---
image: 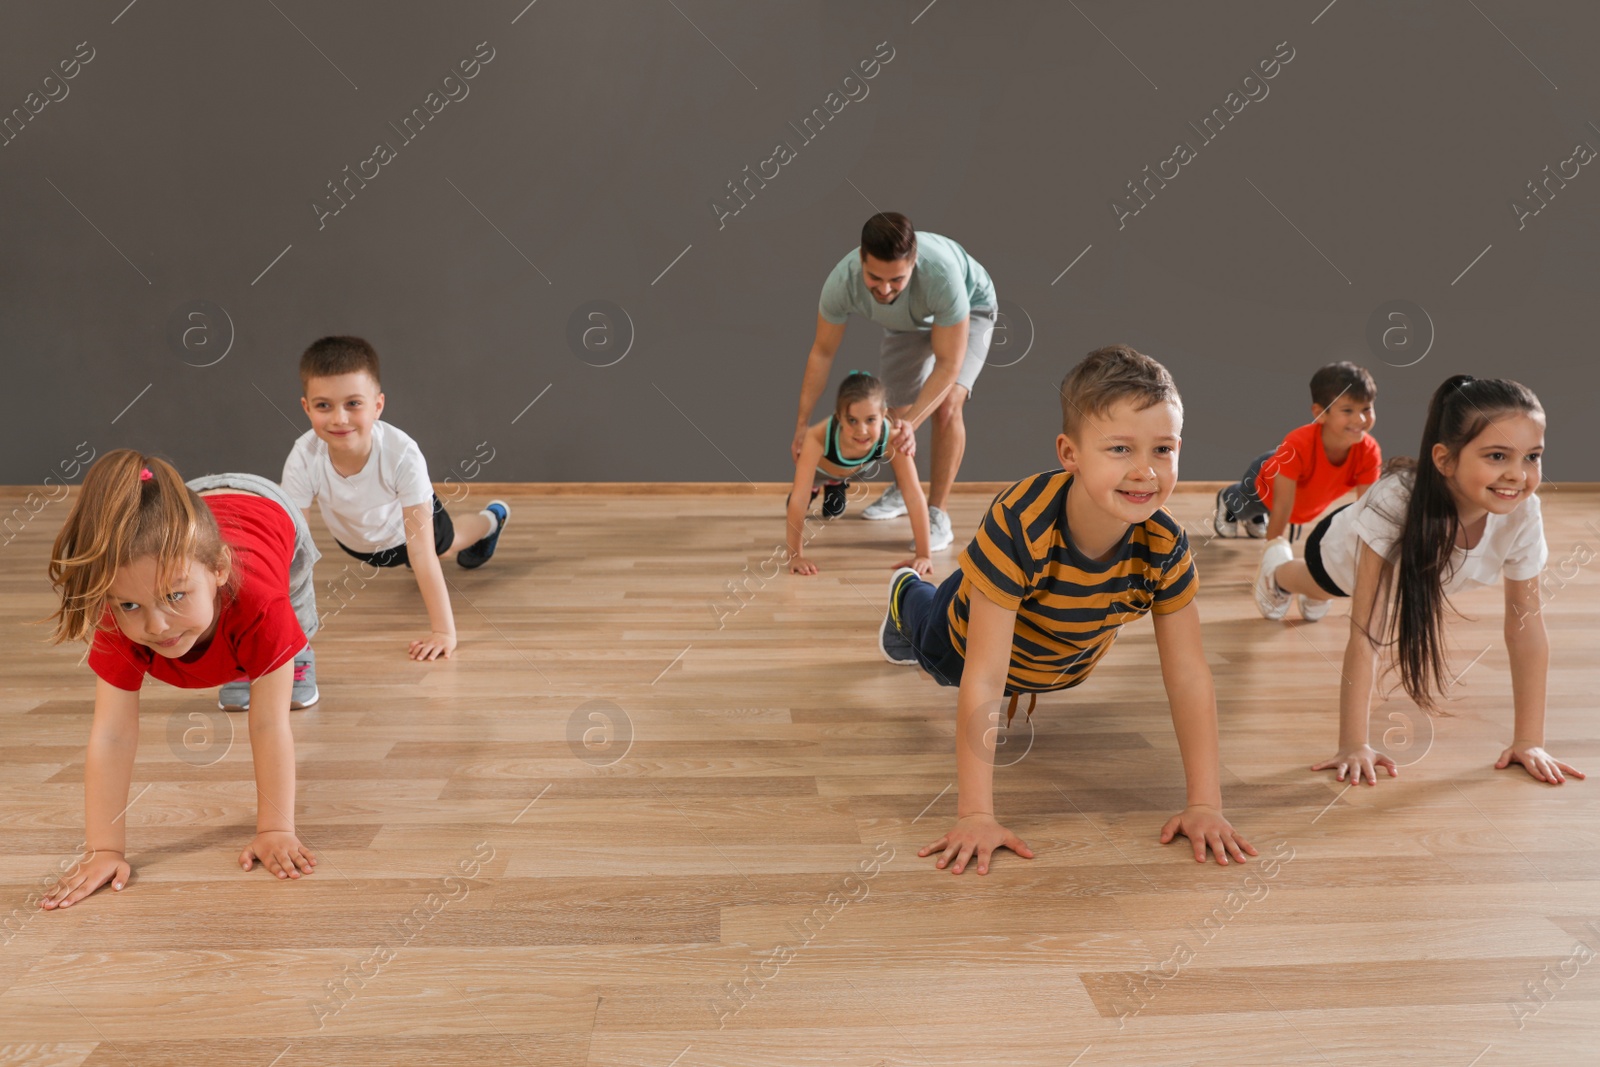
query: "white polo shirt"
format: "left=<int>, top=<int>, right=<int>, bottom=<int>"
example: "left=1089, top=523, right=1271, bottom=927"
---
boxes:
left=281, top=421, right=433, bottom=553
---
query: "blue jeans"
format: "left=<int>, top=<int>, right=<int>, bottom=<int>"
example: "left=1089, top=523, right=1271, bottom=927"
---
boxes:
left=897, top=569, right=969, bottom=689
left=1220, top=450, right=1275, bottom=525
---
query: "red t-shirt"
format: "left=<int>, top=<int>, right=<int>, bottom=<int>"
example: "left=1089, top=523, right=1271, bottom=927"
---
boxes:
left=89, top=493, right=307, bottom=691
left=1254, top=422, right=1382, bottom=524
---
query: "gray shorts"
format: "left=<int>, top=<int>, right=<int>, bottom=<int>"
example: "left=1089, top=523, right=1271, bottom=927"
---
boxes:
left=878, top=306, right=995, bottom=409
left=186, top=472, right=321, bottom=642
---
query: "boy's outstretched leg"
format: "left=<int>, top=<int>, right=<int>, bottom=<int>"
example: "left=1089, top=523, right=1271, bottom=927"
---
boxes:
left=879, top=567, right=922, bottom=665
left=456, top=501, right=509, bottom=569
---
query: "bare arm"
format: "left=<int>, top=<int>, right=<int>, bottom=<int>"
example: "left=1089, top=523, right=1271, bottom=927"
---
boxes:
left=1153, top=602, right=1255, bottom=863
left=1497, top=575, right=1583, bottom=783
left=888, top=445, right=932, bottom=572
left=1263, top=474, right=1297, bottom=542
left=404, top=501, right=456, bottom=661
left=240, top=659, right=316, bottom=878
left=899, top=318, right=967, bottom=434
left=793, top=316, right=847, bottom=461
left=918, top=590, right=1035, bottom=874
left=955, top=593, right=1014, bottom=818
left=786, top=426, right=827, bottom=574
left=42, top=679, right=141, bottom=908
left=1312, top=541, right=1395, bottom=783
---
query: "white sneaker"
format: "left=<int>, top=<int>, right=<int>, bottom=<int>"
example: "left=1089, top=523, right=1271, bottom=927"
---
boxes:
left=913, top=506, right=954, bottom=553
left=863, top=486, right=907, bottom=520
left=1253, top=539, right=1293, bottom=621
left=1298, top=595, right=1332, bottom=622
left=1243, top=514, right=1268, bottom=539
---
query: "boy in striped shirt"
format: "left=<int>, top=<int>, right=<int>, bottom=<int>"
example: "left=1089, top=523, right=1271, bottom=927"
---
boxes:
left=880, top=345, right=1255, bottom=875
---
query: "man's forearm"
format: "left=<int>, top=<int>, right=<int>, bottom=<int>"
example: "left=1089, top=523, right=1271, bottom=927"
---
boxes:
left=902, top=358, right=959, bottom=431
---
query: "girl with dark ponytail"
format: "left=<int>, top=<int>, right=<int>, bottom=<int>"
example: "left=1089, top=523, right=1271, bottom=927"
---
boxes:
left=1264, top=376, right=1583, bottom=786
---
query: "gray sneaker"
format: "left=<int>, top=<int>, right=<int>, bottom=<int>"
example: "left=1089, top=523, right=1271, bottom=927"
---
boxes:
left=879, top=567, right=921, bottom=665
left=863, top=486, right=907, bottom=520
left=291, top=646, right=319, bottom=709
left=1213, top=488, right=1239, bottom=538
left=913, top=506, right=955, bottom=552
left=218, top=646, right=319, bottom=710
left=218, top=679, right=250, bottom=711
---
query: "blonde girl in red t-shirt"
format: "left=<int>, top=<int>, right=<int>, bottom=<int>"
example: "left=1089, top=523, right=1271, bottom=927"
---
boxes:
left=41, top=451, right=321, bottom=909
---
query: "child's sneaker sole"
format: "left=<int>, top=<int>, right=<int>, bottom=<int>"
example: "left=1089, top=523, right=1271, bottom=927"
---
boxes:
left=1298, top=595, right=1332, bottom=622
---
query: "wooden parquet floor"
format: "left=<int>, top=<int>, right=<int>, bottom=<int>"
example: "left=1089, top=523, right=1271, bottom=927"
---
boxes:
left=0, top=484, right=1596, bottom=1066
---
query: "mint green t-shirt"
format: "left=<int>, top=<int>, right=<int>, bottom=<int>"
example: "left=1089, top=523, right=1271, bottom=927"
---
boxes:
left=818, top=231, right=995, bottom=333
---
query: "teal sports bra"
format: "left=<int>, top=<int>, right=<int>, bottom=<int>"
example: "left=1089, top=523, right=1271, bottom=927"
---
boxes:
left=823, top=414, right=891, bottom=469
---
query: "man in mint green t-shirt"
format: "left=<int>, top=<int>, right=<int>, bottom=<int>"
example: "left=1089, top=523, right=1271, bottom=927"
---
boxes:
left=791, top=212, right=996, bottom=552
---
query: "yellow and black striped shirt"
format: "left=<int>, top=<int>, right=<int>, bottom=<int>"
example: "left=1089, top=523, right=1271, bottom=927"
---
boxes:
left=951, top=470, right=1198, bottom=693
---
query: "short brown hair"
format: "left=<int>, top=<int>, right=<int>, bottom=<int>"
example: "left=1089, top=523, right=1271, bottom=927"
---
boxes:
left=48, top=450, right=235, bottom=645
left=301, top=335, right=381, bottom=393
left=861, top=212, right=916, bottom=262
left=1310, top=361, right=1376, bottom=408
left=1058, top=344, right=1182, bottom=439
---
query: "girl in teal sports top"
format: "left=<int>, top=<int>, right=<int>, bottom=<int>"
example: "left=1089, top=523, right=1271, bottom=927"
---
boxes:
left=786, top=372, right=933, bottom=576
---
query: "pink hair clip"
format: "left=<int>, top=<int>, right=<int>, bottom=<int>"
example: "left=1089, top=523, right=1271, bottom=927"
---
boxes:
left=139, top=468, right=153, bottom=481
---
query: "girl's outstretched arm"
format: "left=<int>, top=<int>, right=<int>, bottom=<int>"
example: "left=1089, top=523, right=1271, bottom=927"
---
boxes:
left=888, top=447, right=932, bottom=575
left=41, top=679, right=140, bottom=909
left=787, top=425, right=826, bottom=575
left=241, top=659, right=317, bottom=879
left=1498, top=575, right=1584, bottom=784
left=1312, top=541, right=1396, bottom=784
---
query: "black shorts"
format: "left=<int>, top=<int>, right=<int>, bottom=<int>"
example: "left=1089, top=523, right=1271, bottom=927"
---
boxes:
left=1303, top=504, right=1350, bottom=597
left=336, top=494, right=454, bottom=568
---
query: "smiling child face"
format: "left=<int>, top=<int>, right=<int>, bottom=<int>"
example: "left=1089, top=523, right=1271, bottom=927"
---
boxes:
left=105, top=555, right=227, bottom=658
left=1434, top=410, right=1544, bottom=519
left=1057, top=398, right=1183, bottom=525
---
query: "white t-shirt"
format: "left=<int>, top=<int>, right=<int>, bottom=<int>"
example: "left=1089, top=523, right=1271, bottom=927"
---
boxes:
left=1317, top=472, right=1547, bottom=596
left=281, top=422, right=434, bottom=553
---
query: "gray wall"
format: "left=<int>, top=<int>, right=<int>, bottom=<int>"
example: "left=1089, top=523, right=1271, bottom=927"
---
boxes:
left=2, top=1, right=1596, bottom=486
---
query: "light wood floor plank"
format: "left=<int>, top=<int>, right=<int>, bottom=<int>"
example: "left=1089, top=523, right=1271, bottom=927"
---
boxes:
left=1, top=485, right=1596, bottom=1063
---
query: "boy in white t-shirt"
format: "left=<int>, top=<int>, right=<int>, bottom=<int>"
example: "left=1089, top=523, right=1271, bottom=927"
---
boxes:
left=281, top=336, right=509, bottom=661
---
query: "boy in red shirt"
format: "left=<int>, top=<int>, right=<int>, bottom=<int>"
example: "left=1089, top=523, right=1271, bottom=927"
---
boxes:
left=1214, top=362, right=1381, bottom=619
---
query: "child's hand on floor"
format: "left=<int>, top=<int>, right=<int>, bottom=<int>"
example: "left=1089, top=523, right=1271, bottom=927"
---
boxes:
left=918, top=814, right=1034, bottom=875
left=39, top=850, right=130, bottom=910
left=240, top=831, right=317, bottom=879
left=1311, top=744, right=1397, bottom=785
left=1496, top=742, right=1585, bottom=784
left=408, top=631, right=457, bottom=661
left=790, top=555, right=819, bottom=576
left=1160, top=805, right=1256, bottom=865
left=893, top=555, right=932, bottom=577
